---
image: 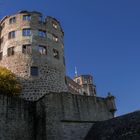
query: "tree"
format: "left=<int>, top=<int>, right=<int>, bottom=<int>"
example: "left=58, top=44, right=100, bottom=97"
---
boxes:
left=0, top=66, right=22, bottom=95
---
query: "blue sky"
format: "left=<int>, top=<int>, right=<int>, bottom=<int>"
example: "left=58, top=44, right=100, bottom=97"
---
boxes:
left=0, top=0, right=140, bottom=116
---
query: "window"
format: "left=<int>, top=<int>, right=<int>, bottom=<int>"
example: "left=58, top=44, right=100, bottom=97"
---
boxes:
left=52, top=22, right=58, bottom=29
left=0, top=37, right=4, bottom=44
left=39, top=16, right=45, bottom=23
left=31, top=66, right=38, bottom=76
left=38, top=45, right=47, bottom=55
left=7, top=47, right=14, bottom=56
left=53, top=34, right=58, bottom=42
left=53, top=49, right=59, bottom=59
left=23, top=15, right=31, bottom=21
left=9, top=17, right=16, bottom=24
left=22, top=28, right=31, bottom=36
left=38, top=30, right=46, bottom=38
left=22, top=44, right=31, bottom=54
left=77, top=79, right=80, bottom=84
left=8, top=31, right=15, bottom=39
left=0, top=52, right=2, bottom=60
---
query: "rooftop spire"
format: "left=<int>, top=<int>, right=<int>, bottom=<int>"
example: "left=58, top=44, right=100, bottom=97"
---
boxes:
left=75, top=66, right=78, bottom=77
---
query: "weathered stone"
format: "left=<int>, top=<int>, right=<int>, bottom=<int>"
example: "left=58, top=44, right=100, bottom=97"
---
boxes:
left=0, top=92, right=114, bottom=140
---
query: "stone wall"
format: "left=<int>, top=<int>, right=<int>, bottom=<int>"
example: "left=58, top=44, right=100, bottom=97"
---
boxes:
left=0, top=94, right=35, bottom=140
left=0, top=92, right=114, bottom=140
left=0, top=11, right=67, bottom=101
left=85, top=111, right=140, bottom=140
left=34, top=92, right=114, bottom=140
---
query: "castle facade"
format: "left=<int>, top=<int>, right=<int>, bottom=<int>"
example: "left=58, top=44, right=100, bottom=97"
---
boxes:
left=0, top=11, right=117, bottom=140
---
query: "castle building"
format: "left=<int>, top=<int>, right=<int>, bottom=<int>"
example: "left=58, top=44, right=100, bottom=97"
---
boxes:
left=0, top=10, right=116, bottom=111
left=74, top=75, right=97, bottom=96
left=0, top=11, right=67, bottom=100
left=0, top=11, right=117, bottom=140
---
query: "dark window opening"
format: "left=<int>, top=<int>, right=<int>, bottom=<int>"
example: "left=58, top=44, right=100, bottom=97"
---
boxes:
left=53, top=49, right=59, bottom=59
left=7, top=47, right=14, bottom=56
left=38, top=45, right=47, bottom=55
left=22, top=28, right=31, bottom=36
left=52, top=34, right=58, bottom=42
left=9, top=17, right=16, bottom=24
left=8, top=31, right=15, bottom=39
left=31, top=66, right=38, bottom=76
left=38, top=30, right=46, bottom=38
left=52, top=21, right=58, bottom=29
left=38, top=16, right=45, bottom=23
left=22, top=44, right=31, bottom=54
left=0, top=37, right=4, bottom=44
left=23, top=15, right=31, bottom=21
left=77, top=79, right=80, bottom=84
left=0, top=52, right=3, bottom=60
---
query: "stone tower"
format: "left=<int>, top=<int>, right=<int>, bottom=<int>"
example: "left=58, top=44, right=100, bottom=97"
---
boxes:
left=0, top=11, right=67, bottom=100
left=74, top=75, right=96, bottom=96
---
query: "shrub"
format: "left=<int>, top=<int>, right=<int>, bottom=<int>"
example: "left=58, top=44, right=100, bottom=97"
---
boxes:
left=0, top=66, right=22, bottom=95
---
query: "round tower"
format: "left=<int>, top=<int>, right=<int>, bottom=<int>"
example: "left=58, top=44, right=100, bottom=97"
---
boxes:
left=0, top=11, right=67, bottom=100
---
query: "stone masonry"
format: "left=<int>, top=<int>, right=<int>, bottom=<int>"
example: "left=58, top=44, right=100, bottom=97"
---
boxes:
left=0, top=11, right=118, bottom=140
left=85, top=111, right=140, bottom=140
left=0, top=92, right=115, bottom=140
left=0, top=11, right=67, bottom=101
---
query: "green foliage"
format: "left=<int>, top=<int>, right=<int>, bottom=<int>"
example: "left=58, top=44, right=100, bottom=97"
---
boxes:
left=0, top=66, right=22, bottom=95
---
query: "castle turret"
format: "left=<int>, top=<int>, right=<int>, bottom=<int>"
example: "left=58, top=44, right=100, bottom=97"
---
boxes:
left=0, top=11, right=67, bottom=100
left=74, top=75, right=96, bottom=96
left=106, top=92, right=117, bottom=117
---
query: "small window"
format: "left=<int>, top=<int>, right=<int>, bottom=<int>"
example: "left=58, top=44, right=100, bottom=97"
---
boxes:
left=38, top=30, right=46, bottom=38
left=39, top=16, right=45, bottom=23
left=53, top=49, right=59, bottom=59
left=23, top=15, right=31, bottom=21
left=38, top=45, right=47, bottom=55
left=53, top=34, right=58, bottom=42
left=22, top=44, right=31, bottom=54
left=7, top=47, right=14, bottom=56
left=9, top=17, right=16, bottom=24
left=8, top=31, right=15, bottom=39
left=0, top=37, right=4, bottom=44
left=31, top=66, right=38, bottom=76
left=77, top=79, right=80, bottom=84
left=22, top=28, right=31, bottom=36
left=52, top=22, right=58, bottom=29
left=0, top=52, right=3, bottom=60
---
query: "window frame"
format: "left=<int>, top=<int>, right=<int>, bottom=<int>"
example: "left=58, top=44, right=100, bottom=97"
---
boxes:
left=7, top=47, right=15, bottom=56
left=53, top=49, right=59, bottom=59
left=8, top=31, right=16, bottom=39
left=38, top=16, right=45, bottom=23
left=30, top=66, right=39, bottom=76
left=22, top=44, right=32, bottom=54
left=23, top=15, right=31, bottom=21
left=52, top=34, right=58, bottom=42
left=38, top=45, right=47, bottom=55
left=52, top=21, right=58, bottom=29
left=38, top=30, right=46, bottom=38
left=0, top=37, right=4, bottom=44
left=22, top=28, right=31, bottom=36
left=0, top=52, right=3, bottom=60
left=9, top=17, right=16, bottom=24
